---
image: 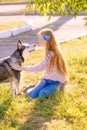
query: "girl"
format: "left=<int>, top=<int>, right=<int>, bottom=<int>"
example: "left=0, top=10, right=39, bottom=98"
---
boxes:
left=10, top=28, right=67, bottom=98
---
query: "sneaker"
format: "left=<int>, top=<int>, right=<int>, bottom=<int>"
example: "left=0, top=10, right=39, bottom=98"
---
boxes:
left=21, top=84, right=35, bottom=93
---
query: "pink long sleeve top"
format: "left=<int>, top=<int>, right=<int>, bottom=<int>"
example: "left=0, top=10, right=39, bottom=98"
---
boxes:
left=24, top=52, right=66, bottom=83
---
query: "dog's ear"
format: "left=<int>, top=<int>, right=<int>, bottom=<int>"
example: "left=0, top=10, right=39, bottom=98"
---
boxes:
left=17, top=40, right=22, bottom=49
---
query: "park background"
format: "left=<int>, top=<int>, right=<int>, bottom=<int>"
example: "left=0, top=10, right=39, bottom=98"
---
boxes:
left=0, top=0, right=87, bottom=130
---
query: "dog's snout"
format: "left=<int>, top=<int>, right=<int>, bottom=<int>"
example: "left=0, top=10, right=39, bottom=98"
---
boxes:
left=33, top=44, right=36, bottom=47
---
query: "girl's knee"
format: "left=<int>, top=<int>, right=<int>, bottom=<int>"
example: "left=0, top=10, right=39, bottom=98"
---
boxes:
left=38, top=89, right=50, bottom=98
left=26, top=90, right=37, bottom=99
left=27, top=92, right=35, bottom=98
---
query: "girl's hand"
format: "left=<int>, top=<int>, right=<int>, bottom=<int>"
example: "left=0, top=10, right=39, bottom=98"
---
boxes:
left=10, top=62, right=22, bottom=71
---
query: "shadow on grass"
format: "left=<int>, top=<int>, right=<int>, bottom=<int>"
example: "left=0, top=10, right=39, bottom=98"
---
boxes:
left=0, top=87, right=12, bottom=121
left=0, top=85, right=19, bottom=128
left=18, top=89, right=64, bottom=130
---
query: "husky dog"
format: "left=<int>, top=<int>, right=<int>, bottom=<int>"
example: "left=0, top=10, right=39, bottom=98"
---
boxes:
left=0, top=40, right=36, bottom=97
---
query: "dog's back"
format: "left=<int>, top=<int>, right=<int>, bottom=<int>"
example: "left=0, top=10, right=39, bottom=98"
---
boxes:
left=0, top=58, right=14, bottom=82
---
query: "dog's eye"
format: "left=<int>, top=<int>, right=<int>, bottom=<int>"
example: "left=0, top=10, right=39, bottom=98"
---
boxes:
left=26, top=46, right=29, bottom=48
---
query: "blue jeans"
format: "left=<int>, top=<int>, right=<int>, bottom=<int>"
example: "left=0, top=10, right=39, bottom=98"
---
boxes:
left=26, top=79, right=60, bottom=98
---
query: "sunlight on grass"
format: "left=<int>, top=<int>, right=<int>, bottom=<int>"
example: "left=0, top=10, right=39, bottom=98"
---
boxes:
left=0, top=21, right=27, bottom=31
left=0, top=0, right=27, bottom=3
left=0, top=36, right=87, bottom=130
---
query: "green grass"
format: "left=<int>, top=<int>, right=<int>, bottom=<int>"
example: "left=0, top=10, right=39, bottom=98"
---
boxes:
left=0, top=21, right=27, bottom=31
left=0, top=0, right=28, bottom=3
left=0, top=36, right=87, bottom=130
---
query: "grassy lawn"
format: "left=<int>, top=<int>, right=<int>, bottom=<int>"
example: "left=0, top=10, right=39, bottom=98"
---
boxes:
left=0, top=0, right=28, bottom=3
left=0, top=21, right=27, bottom=31
left=0, top=36, right=87, bottom=130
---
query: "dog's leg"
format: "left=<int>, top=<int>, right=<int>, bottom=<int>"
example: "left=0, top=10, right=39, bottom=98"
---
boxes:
left=14, top=80, right=20, bottom=95
left=10, top=81, right=15, bottom=97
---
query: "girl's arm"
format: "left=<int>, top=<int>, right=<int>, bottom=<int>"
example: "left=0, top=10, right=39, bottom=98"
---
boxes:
left=10, top=56, right=49, bottom=72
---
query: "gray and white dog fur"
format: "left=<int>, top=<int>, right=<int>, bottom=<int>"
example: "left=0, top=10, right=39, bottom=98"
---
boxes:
left=0, top=40, right=36, bottom=97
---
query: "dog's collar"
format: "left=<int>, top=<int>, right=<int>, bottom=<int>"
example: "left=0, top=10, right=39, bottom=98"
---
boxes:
left=21, top=56, right=24, bottom=63
left=3, top=60, right=13, bottom=75
left=18, top=55, right=24, bottom=65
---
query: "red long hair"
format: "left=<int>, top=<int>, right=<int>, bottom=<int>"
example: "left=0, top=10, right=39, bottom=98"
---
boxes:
left=38, top=28, right=67, bottom=76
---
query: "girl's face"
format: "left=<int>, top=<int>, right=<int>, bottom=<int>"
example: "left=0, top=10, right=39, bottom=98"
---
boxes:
left=38, top=35, right=47, bottom=47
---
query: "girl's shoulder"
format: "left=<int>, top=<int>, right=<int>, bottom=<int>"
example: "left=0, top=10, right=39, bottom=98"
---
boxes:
left=49, top=51, right=54, bottom=56
left=44, top=51, right=54, bottom=57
